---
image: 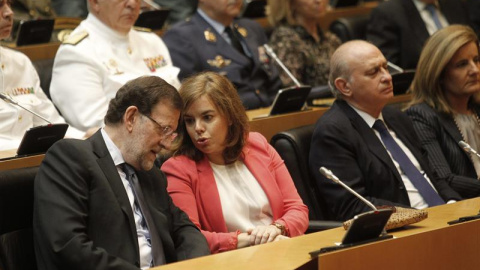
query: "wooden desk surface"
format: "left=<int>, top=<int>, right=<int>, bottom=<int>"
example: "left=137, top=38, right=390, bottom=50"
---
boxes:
left=248, top=94, right=412, bottom=142
left=155, top=198, right=480, bottom=270
left=247, top=106, right=329, bottom=142
left=0, top=149, right=44, bottom=171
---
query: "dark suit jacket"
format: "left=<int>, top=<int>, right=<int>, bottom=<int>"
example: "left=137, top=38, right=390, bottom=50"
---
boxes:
left=309, top=100, right=461, bottom=220
left=163, top=12, right=282, bottom=110
left=367, top=0, right=470, bottom=70
left=33, top=131, right=210, bottom=270
left=406, top=103, right=480, bottom=198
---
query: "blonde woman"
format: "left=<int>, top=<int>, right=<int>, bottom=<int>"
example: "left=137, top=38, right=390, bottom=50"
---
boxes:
left=267, top=0, right=341, bottom=87
left=406, top=25, right=480, bottom=198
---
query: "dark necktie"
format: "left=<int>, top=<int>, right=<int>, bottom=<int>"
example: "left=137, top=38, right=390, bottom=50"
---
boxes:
left=121, top=163, right=166, bottom=266
left=225, top=26, right=246, bottom=55
left=372, top=120, right=445, bottom=207
left=425, top=4, right=443, bottom=31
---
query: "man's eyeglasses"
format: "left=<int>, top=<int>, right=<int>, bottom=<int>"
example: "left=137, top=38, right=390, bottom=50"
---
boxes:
left=141, top=114, right=178, bottom=142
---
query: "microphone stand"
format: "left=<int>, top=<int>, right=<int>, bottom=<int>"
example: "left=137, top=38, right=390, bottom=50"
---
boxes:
left=459, top=140, right=480, bottom=159
left=263, top=44, right=311, bottom=111
left=0, top=93, right=52, bottom=124
left=319, top=167, right=389, bottom=236
left=263, top=44, right=302, bottom=87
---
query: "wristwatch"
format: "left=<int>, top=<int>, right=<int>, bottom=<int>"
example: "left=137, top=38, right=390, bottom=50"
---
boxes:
left=271, top=222, right=286, bottom=236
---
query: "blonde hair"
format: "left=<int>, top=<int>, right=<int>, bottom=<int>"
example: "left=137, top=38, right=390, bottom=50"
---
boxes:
left=266, top=0, right=295, bottom=27
left=407, top=25, right=479, bottom=115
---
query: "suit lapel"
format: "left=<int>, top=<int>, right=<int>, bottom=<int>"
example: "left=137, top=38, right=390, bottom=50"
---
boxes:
left=242, top=145, right=282, bottom=220
left=403, top=0, right=430, bottom=45
left=383, top=107, right=428, bottom=173
left=90, top=131, right=138, bottom=250
left=337, top=101, right=402, bottom=182
left=438, top=112, right=463, bottom=143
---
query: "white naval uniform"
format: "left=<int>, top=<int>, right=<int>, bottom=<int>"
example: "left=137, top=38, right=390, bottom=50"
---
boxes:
left=0, top=46, right=84, bottom=151
left=50, top=14, right=181, bottom=132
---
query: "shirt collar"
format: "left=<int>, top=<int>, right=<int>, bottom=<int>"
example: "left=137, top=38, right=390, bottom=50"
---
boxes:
left=347, top=102, right=385, bottom=128
left=86, top=13, right=130, bottom=41
left=101, top=128, right=125, bottom=166
left=197, top=8, right=229, bottom=35
left=412, top=0, right=439, bottom=11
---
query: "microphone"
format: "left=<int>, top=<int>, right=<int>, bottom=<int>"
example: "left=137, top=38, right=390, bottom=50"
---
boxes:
left=263, top=44, right=302, bottom=87
left=459, top=140, right=480, bottom=159
left=319, top=166, right=389, bottom=238
left=319, top=167, right=378, bottom=211
left=387, top=61, right=404, bottom=74
left=0, top=93, right=52, bottom=124
left=142, top=0, right=161, bottom=10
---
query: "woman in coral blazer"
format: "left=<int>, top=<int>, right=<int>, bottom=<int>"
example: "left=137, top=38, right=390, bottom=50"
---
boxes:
left=162, top=72, right=308, bottom=253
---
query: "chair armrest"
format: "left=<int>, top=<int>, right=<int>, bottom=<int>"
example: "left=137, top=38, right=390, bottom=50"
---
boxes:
left=307, top=85, right=333, bottom=105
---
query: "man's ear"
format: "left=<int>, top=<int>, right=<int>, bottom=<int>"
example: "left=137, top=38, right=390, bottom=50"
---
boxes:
left=88, top=0, right=100, bottom=14
left=334, top=77, right=352, bottom=97
left=123, top=106, right=139, bottom=133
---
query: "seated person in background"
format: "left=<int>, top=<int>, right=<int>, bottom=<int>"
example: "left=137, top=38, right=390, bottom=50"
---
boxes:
left=153, top=0, right=197, bottom=26
left=466, top=0, right=480, bottom=36
left=406, top=25, right=480, bottom=199
left=51, top=0, right=88, bottom=17
left=162, top=0, right=282, bottom=110
left=162, top=72, right=308, bottom=253
left=34, top=76, right=210, bottom=270
left=309, top=40, right=461, bottom=221
left=0, top=0, right=84, bottom=151
left=50, top=0, right=181, bottom=132
left=367, top=0, right=471, bottom=70
left=267, top=0, right=341, bottom=87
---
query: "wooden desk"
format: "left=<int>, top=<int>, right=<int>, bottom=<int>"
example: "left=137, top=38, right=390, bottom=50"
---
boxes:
left=247, top=94, right=412, bottom=142
left=0, top=149, right=44, bottom=171
left=247, top=106, right=328, bottom=142
left=320, top=2, right=378, bottom=30
left=155, top=198, right=480, bottom=270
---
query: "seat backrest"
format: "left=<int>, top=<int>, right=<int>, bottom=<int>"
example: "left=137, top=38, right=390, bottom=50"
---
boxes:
left=0, top=167, right=38, bottom=270
left=270, top=125, right=332, bottom=221
left=329, top=14, right=370, bottom=43
left=32, top=58, right=54, bottom=100
left=392, top=70, right=415, bottom=95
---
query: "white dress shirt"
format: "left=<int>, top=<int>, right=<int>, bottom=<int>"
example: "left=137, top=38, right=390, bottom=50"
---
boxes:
left=101, top=128, right=152, bottom=269
left=350, top=104, right=438, bottom=209
left=0, top=46, right=84, bottom=151
left=210, top=160, right=273, bottom=232
left=413, top=0, right=449, bottom=35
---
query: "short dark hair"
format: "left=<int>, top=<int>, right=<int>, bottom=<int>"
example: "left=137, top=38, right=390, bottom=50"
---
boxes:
left=104, top=76, right=182, bottom=125
left=173, top=72, right=249, bottom=163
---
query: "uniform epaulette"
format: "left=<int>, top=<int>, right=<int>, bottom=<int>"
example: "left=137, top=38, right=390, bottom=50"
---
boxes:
left=62, top=30, right=88, bottom=45
left=133, top=26, right=152, bottom=33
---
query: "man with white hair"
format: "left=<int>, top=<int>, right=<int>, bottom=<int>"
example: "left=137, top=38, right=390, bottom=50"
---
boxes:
left=50, top=0, right=181, bottom=132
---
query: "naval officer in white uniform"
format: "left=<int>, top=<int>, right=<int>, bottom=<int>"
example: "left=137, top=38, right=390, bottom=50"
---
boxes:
left=50, top=0, right=181, bottom=132
left=0, top=0, right=84, bottom=151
